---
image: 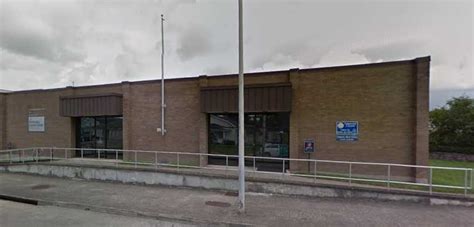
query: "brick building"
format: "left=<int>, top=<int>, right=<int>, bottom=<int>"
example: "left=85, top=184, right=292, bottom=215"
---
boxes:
left=0, top=56, right=430, bottom=181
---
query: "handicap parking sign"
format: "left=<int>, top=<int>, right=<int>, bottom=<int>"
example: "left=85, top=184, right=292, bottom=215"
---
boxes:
left=336, top=121, right=358, bottom=141
left=304, top=139, right=315, bottom=153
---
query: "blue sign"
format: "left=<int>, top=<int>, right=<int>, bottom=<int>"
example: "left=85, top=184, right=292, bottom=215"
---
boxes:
left=304, top=139, right=315, bottom=153
left=336, top=121, right=358, bottom=141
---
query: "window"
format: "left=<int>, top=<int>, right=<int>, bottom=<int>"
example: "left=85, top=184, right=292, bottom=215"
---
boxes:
left=209, top=113, right=289, bottom=171
left=76, top=116, right=123, bottom=158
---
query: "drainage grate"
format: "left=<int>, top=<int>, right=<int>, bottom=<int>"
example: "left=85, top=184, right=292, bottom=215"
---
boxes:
left=31, top=184, right=52, bottom=190
left=224, top=191, right=238, bottom=197
left=205, top=201, right=231, bottom=208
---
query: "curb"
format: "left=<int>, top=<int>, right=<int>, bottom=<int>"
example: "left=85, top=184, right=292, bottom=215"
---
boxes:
left=0, top=194, right=39, bottom=205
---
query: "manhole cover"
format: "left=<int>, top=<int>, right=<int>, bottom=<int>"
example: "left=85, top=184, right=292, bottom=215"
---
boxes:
left=224, top=191, right=238, bottom=197
left=205, top=201, right=231, bottom=208
left=31, top=184, right=52, bottom=190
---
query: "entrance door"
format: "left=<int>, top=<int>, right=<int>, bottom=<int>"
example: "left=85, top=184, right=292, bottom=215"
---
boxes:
left=76, top=116, right=123, bottom=159
left=208, top=113, right=289, bottom=172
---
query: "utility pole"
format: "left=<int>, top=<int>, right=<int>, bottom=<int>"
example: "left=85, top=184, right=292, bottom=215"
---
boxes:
left=237, top=0, right=245, bottom=212
left=160, top=14, right=166, bottom=136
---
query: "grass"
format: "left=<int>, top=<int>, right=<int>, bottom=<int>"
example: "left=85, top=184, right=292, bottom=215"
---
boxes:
left=291, top=159, right=473, bottom=195
left=430, top=159, right=474, bottom=194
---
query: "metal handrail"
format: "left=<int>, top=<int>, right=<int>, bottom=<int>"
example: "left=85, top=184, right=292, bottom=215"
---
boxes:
left=4, top=147, right=469, bottom=171
left=0, top=147, right=472, bottom=196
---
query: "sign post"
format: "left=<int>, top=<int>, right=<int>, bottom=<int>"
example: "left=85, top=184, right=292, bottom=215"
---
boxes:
left=304, top=139, right=315, bottom=173
left=304, top=139, right=315, bottom=153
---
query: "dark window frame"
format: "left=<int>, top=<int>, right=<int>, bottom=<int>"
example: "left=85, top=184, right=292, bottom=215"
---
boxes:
left=207, top=112, right=290, bottom=171
left=75, top=116, right=123, bottom=158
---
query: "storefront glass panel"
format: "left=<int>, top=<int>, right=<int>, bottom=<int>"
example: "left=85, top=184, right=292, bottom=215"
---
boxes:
left=209, top=113, right=289, bottom=171
left=76, top=116, right=123, bottom=159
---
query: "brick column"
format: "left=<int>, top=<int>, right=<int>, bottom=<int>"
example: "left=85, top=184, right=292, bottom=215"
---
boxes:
left=65, top=86, right=75, bottom=149
left=288, top=68, right=302, bottom=173
left=0, top=93, right=6, bottom=149
left=198, top=75, right=208, bottom=166
left=121, top=81, right=132, bottom=155
left=414, top=56, right=430, bottom=183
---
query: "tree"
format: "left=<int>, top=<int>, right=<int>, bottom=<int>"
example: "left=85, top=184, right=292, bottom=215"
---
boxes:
left=430, top=95, right=474, bottom=153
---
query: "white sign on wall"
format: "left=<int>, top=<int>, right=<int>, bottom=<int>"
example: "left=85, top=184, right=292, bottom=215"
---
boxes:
left=28, top=116, right=45, bottom=132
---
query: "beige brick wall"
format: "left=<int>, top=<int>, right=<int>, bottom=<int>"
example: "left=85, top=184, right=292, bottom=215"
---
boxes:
left=288, top=59, right=430, bottom=181
left=5, top=90, right=72, bottom=148
left=126, top=79, right=201, bottom=152
left=3, top=84, right=123, bottom=150
left=414, top=57, right=430, bottom=182
left=2, top=58, right=430, bottom=180
left=298, top=63, right=416, bottom=161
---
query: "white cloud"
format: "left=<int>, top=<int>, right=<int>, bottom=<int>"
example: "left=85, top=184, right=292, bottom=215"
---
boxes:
left=0, top=0, right=472, bottom=109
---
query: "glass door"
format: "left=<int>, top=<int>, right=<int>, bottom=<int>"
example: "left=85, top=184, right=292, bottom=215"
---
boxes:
left=78, top=117, right=96, bottom=157
left=76, top=116, right=123, bottom=159
left=208, top=113, right=289, bottom=172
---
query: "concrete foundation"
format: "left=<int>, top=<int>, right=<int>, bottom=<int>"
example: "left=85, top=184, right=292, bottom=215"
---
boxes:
left=0, top=163, right=472, bottom=206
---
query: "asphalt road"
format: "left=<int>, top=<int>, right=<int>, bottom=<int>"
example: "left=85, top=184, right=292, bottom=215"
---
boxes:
left=0, top=200, right=194, bottom=227
left=0, top=173, right=473, bottom=226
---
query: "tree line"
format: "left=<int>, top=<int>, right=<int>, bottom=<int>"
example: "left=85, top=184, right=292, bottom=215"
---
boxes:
left=430, top=95, right=474, bottom=154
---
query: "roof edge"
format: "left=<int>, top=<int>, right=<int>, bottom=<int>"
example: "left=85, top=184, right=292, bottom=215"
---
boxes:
left=5, top=56, right=430, bottom=94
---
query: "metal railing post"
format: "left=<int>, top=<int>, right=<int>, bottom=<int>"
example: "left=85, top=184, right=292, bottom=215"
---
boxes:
left=282, top=159, right=285, bottom=179
left=429, top=168, right=433, bottom=195
left=465, top=169, right=468, bottom=196
left=36, top=149, right=38, bottom=163
left=253, top=157, right=256, bottom=172
left=199, top=153, right=202, bottom=167
left=349, top=163, right=352, bottom=186
left=225, top=156, right=229, bottom=176
left=64, top=149, right=67, bottom=160
left=98, top=149, right=100, bottom=160
left=9, top=151, right=12, bottom=164
left=116, top=150, right=119, bottom=167
left=471, top=169, right=473, bottom=190
left=199, top=153, right=203, bottom=174
left=177, top=153, right=180, bottom=171
left=387, top=165, right=391, bottom=190
left=50, top=148, right=53, bottom=162
left=134, top=151, right=137, bottom=168
left=21, top=149, right=24, bottom=163
left=155, top=152, right=158, bottom=170
left=313, top=160, right=317, bottom=183
left=81, top=148, right=84, bottom=159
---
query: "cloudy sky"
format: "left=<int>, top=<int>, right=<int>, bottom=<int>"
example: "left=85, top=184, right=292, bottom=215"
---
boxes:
left=0, top=0, right=472, bottom=108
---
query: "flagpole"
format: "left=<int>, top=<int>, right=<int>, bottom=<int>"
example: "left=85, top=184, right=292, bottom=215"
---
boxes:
left=161, top=14, right=166, bottom=136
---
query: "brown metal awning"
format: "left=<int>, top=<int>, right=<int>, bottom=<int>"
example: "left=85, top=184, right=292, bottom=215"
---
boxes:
left=60, top=93, right=123, bottom=117
left=201, top=83, right=292, bottom=113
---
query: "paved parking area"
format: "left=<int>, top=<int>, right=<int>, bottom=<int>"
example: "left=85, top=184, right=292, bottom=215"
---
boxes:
left=0, top=200, right=194, bottom=227
left=0, top=173, right=473, bottom=226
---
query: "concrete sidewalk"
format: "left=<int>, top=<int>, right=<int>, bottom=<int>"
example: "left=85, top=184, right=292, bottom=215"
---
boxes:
left=0, top=173, right=473, bottom=226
